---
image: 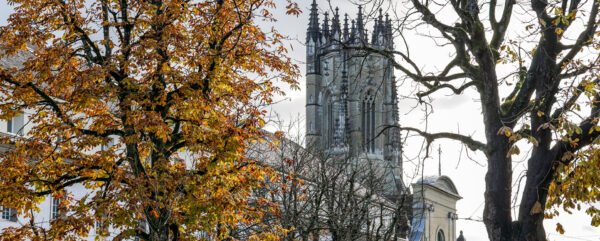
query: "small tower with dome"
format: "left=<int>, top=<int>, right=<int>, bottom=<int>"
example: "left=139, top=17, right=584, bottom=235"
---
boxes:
left=409, top=176, right=461, bottom=241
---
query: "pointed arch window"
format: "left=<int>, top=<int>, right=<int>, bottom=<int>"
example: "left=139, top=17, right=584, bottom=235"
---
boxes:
left=321, top=93, right=334, bottom=147
left=437, top=229, right=445, bottom=241
left=307, top=39, right=315, bottom=54
left=362, top=91, right=376, bottom=153
left=327, top=97, right=334, bottom=146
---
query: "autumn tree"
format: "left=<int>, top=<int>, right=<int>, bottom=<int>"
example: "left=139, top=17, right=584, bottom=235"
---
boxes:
left=0, top=0, right=299, bottom=240
left=339, top=0, right=600, bottom=240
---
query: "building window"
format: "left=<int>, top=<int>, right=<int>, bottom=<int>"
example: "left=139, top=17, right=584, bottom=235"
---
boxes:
left=327, top=98, right=334, bottom=146
left=323, top=61, right=329, bottom=76
left=362, top=91, right=375, bottom=152
left=51, top=197, right=61, bottom=220
left=310, top=95, right=313, bottom=103
left=7, top=113, right=24, bottom=135
left=437, top=229, right=445, bottom=241
left=1, top=206, right=17, bottom=222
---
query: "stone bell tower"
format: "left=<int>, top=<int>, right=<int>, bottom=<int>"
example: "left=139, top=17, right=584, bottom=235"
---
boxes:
left=305, top=0, right=403, bottom=193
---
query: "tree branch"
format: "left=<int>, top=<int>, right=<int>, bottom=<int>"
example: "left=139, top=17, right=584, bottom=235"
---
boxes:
left=557, top=0, right=600, bottom=72
left=380, top=125, right=486, bottom=151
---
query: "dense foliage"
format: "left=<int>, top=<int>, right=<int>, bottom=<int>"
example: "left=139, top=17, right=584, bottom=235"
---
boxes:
left=0, top=0, right=299, bottom=240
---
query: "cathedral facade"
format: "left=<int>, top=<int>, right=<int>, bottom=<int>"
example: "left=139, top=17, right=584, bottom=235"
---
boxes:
left=305, top=0, right=403, bottom=193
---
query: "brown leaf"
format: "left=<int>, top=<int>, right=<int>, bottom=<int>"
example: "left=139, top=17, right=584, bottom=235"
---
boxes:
left=530, top=201, right=543, bottom=215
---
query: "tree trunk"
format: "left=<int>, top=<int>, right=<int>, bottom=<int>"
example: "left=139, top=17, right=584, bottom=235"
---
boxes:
left=514, top=149, right=554, bottom=241
left=475, top=40, right=514, bottom=241
left=482, top=135, right=513, bottom=241
left=149, top=229, right=170, bottom=241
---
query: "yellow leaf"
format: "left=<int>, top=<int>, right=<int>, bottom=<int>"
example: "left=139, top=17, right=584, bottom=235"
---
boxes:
left=507, top=145, right=520, bottom=157
left=530, top=201, right=543, bottom=215
left=537, top=111, right=545, bottom=117
left=497, top=126, right=513, bottom=137
left=528, top=136, right=539, bottom=147
left=556, top=223, right=565, bottom=234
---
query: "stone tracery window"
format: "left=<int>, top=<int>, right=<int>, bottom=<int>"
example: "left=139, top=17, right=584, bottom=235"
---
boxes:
left=327, top=97, right=334, bottom=146
left=322, top=93, right=334, bottom=147
left=362, top=90, right=375, bottom=152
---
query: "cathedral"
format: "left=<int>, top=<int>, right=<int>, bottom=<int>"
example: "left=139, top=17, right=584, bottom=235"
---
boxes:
left=305, top=0, right=403, bottom=195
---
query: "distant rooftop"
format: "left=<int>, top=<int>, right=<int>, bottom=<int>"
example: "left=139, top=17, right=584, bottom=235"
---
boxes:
left=414, top=175, right=461, bottom=198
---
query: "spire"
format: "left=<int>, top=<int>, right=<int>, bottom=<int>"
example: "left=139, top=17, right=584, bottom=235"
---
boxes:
left=331, top=7, right=341, bottom=40
left=385, top=13, right=393, bottom=48
left=378, top=8, right=385, bottom=32
left=350, top=19, right=357, bottom=43
left=343, top=14, right=349, bottom=41
left=357, top=5, right=365, bottom=41
left=307, top=0, right=320, bottom=43
left=438, top=145, right=442, bottom=176
left=322, top=12, right=330, bottom=42
left=372, top=9, right=385, bottom=45
left=385, top=13, right=391, bottom=36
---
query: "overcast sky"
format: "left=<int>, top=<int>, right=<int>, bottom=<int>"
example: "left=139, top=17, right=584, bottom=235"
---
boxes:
left=0, top=0, right=599, bottom=240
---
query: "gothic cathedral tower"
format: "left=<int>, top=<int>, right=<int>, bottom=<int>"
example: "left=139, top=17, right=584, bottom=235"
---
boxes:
left=305, top=0, right=403, bottom=192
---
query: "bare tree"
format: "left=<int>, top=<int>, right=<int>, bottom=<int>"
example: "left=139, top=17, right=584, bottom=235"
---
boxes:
left=244, top=116, right=410, bottom=241
left=339, top=0, right=600, bottom=240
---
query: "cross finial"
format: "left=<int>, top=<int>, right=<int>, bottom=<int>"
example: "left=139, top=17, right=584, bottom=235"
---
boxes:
left=438, top=145, right=442, bottom=176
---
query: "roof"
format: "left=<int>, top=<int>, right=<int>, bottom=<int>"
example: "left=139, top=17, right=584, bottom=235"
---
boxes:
left=413, top=175, right=461, bottom=198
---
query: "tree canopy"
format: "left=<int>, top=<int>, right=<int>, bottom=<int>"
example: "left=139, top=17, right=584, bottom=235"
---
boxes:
left=350, top=0, right=600, bottom=240
left=0, top=0, right=299, bottom=240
